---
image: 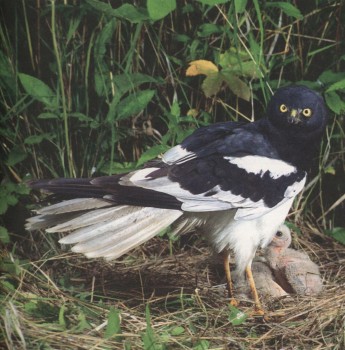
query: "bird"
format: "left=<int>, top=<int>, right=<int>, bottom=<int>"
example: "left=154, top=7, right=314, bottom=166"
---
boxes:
left=234, top=259, right=288, bottom=300
left=26, top=85, right=328, bottom=315
left=265, top=224, right=323, bottom=296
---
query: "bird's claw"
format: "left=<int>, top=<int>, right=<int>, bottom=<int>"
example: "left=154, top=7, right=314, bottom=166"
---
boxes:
left=229, top=298, right=239, bottom=307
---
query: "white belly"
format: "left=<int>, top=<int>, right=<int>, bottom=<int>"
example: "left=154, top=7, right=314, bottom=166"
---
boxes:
left=198, top=198, right=294, bottom=273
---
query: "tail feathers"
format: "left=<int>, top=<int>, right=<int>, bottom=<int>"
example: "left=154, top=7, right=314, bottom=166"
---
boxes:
left=63, top=207, right=183, bottom=259
left=25, top=198, right=112, bottom=231
left=57, top=206, right=145, bottom=241
left=25, top=212, right=81, bottom=231
left=169, top=215, right=205, bottom=236
left=47, top=205, right=133, bottom=233
left=37, top=198, right=112, bottom=215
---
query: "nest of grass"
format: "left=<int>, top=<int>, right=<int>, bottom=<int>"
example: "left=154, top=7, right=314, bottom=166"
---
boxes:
left=1, top=222, right=345, bottom=349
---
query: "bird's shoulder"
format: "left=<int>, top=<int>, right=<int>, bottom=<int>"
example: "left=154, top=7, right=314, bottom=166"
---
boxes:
left=162, top=119, right=278, bottom=165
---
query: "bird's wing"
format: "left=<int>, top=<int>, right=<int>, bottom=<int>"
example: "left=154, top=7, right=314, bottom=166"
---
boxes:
left=119, top=122, right=306, bottom=220
left=121, top=155, right=306, bottom=220
left=29, top=121, right=306, bottom=221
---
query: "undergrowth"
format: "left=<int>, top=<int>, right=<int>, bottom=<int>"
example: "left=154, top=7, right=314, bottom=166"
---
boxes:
left=1, top=0, right=344, bottom=349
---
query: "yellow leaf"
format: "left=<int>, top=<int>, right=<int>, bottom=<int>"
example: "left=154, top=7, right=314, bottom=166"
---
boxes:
left=186, top=60, right=218, bottom=76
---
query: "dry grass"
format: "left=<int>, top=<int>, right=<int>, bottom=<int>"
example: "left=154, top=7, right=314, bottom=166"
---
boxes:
left=1, top=223, right=345, bottom=350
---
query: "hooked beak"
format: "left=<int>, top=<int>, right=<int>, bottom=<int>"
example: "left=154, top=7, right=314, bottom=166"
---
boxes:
left=288, top=109, right=302, bottom=124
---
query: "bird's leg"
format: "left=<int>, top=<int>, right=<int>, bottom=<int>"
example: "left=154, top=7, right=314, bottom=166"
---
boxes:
left=245, top=264, right=265, bottom=315
left=223, top=253, right=238, bottom=306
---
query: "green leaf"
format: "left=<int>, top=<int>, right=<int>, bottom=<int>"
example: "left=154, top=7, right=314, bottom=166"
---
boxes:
left=68, top=113, right=95, bottom=122
left=228, top=305, right=248, bottom=325
left=113, top=73, right=160, bottom=97
left=114, top=3, right=149, bottom=23
left=197, top=23, right=222, bottom=37
left=142, top=305, right=161, bottom=350
left=147, top=0, right=176, bottom=20
left=325, top=91, right=345, bottom=114
left=5, top=194, right=18, bottom=206
left=116, top=90, right=155, bottom=121
left=87, top=0, right=149, bottom=22
left=100, top=161, right=137, bottom=175
left=0, top=226, right=10, bottom=244
left=74, top=312, right=91, bottom=333
left=170, top=326, right=185, bottom=336
left=325, top=227, right=345, bottom=245
left=19, top=73, right=57, bottom=108
left=104, top=307, right=122, bottom=339
left=265, top=2, right=303, bottom=20
left=235, top=0, right=248, bottom=13
left=193, top=340, right=210, bottom=350
left=197, top=0, right=229, bottom=6
left=86, top=0, right=113, bottom=13
left=318, top=70, right=345, bottom=85
left=324, top=166, right=336, bottom=175
left=221, top=72, right=251, bottom=101
left=5, top=147, right=28, bottom=167
left=201, top=72, right=223, bottom=97
left=24, top=133, right=51, bottom=145
left=58, top=305, right=67, bottom=329
left=94, top=19, right=117, bottom=59
left=37, top=112, right=60, bottom=119
left=137, top=144, right=170, bottom=167
left=326, top=79, right=345, bottom=92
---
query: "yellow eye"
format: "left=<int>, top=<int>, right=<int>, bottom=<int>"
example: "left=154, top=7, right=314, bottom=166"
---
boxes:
left=279, top=104, right=288, bottom=113
left=302, top=108, right=312, bottom=117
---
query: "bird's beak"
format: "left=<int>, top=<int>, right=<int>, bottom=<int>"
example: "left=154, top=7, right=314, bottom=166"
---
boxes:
left=288, top=109, right=302, bottom=124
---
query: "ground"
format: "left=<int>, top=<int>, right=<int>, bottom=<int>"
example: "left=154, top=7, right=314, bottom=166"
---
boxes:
left=1, top=222, right=345, bottom=349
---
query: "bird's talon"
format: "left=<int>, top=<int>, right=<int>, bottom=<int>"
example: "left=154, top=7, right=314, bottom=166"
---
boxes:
left=250, top=308, right=265, bottom=317
left=230, top=299, right=239, bottom=307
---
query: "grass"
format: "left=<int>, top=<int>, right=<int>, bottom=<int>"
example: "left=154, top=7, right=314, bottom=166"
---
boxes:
left=1, top=0, right=345, bottom=348
left=1, top=225, right=345, bottom=349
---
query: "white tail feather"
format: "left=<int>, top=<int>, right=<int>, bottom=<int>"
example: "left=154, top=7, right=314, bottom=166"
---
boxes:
left=27, top=198, right=184, bottom=260
left=68, top=207, right=182, bottom=259
left=37, top=198, right=111, bottom=215
left=59, top=206, right=150, bottom=244
left=48, top=205, right=134, bottom=233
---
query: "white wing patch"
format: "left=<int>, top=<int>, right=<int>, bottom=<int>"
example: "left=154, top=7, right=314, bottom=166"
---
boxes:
left=226, top=156, right=295, bottom=178
left=162, top=145, right=196, bottom=164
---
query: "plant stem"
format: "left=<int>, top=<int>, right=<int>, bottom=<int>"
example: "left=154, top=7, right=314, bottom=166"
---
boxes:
left=51, top=0, right=75, bottom=177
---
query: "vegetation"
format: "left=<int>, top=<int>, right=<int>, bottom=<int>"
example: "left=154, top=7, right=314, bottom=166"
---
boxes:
left=1, top=0, right=344, bottom=348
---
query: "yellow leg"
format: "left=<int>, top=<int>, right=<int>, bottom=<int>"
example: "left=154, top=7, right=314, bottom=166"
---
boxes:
left=223, top=253, right=238, bottom=306
left=246, top=265, right=265, bottom=315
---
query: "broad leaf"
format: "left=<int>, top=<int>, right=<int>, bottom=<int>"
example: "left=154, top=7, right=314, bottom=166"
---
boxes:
left=326, top=78, right=345, bottom=92
left=24, top=133, right=52, bottom=145
left=197, top=0, right=229, bottom=5
left=114, top=73, right=160, bottom=97
left=201, top=72, right=223, bottom=97
left=104, top=307, right=122, bottom=339
left=19, top=73, right=57, bottom=108
left=266, top=2, right=303, bottom=20
left=87, top=0, right=149, bottom=22
left=222, top=72, right=251, bottom=101
left=5, top=147, right=27, bottom=167
left=235, top=0, right=248, bottom=13
left=147, top=0, right=176, bottom=20
left=325, top=91, right=345, bottom=114
left=137, top=144, right=170, bottom=167
left=186, top=60, right=218, bottom=76
left=115, top=90, right=155, bottom=121
left=228, top=305, right=248, bottom=326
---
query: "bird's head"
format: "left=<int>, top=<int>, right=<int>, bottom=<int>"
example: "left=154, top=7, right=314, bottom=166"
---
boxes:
left=266, top=85, right=328, bottom=136
left=269, top=224, right=292, bottom=249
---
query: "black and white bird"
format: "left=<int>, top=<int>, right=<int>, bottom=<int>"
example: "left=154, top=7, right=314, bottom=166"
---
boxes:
left=26, top=85, right=328, bottom=314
